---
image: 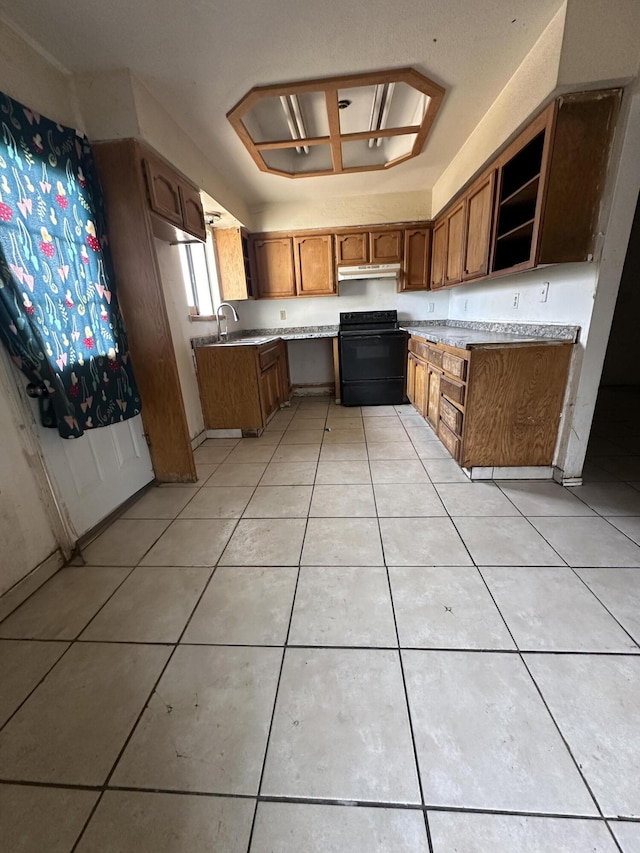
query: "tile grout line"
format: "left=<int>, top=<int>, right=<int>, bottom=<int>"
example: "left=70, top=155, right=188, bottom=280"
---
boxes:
left=568, top=567, right=640, bottom=652
left=473, top=564, right=620, bottom=842
left=0, top=562, right=140, bottom=737
left=244, top=488, right=311, bottom=853
left=367, top=409, right=436, bottom=853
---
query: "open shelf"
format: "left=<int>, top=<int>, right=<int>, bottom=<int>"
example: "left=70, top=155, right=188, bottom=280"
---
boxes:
left=500, top=173, right=540, bottom=208
left=496, top=217, right=535, bottom=242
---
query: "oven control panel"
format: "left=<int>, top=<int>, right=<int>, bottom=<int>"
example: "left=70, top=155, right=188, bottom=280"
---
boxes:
left=340, top=310, right=398, bottom=327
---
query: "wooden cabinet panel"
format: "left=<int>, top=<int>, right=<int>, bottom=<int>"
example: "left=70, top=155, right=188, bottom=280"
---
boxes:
left=463, top=171, right=495, bottom=280
left=336, top=232, right=368, bottom=265
left=278, top=339, right=291, bottom=406
left=440, top=397, right=463, bottom=435
left=143, top=155, right=183, bottom=227
left=445, top=201, right=465, bottom=285
left=426, top=367, right=441, bottom=428
left=430, top=219, right=447, bottom=290
left=253, top=237, right=296, bottom=298
left=294, top=233, right=335, bottom=296
left=215, top=228, right=254, bottom=301
left=438, top=420, right=461, bottom=460
left=442, top=351, right=467, bottom=381
left=406, top=353, right=416, bottom=404
left=370, top=229, right=403, bottom=263
left=94, top=140, right=196, bottom=483
left=259, top=362, right=281, bottom=423
left=441, top=375, right=465, bottom=407
left=178, top=183, right=206, bottom=241
left=414, top=358, right=428, bottom=418
left=401, top=227, right=431, bottom=292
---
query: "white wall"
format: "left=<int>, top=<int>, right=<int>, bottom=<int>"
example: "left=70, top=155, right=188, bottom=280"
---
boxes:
left=155, top=240, right=217, bottom=440
left=236, top=278, right=449, bottom=332
left=287, top=339, right=334, bottom=388
left=431, top=3, right=566, bottom=214
left=0, top=17, right=73, bottom=594
left=448, top=263, right=596, bottom=331
left=251, top=190, right=431, bottom=233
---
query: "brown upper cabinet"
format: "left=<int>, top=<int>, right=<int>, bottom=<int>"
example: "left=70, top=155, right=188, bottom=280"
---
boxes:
left=252, top=236, right=297, bottom=298
left=252, top=232, right=336, bottom=298
left=294, top=234, right=336, bottom=296
left=335, top=232, right=369, bottom=265
left=430, top=88, right=620, bottom=289
left=142, top=150, right=206, bottom=242
left=400, top=227, right=432, bottom=292
left=370, top=229, right=403, bottom=263
left=463, top=170, right=496, bottom=280
left=430, top=219, right=447, bottom=290
left=444, top=200, right=465, bottom=286
left=215, top=227, right=254, bottom=301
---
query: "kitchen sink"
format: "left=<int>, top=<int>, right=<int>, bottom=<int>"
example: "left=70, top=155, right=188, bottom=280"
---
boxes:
left=211, top=336, right=276, bottom=346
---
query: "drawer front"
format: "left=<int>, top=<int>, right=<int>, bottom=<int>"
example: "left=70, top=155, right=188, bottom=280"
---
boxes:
left=438, top=420, right=461, bottom=460
left=440, top=375, right=465, bottom=406
left=440, top=397, right=463, bottom=435
left=427, top=346, right=443, bottom=368
left=259, top=344, right=279, bottom=371
left=408, top=337, right=429, bottom=362
left=442, top=350, right=467, bottom=380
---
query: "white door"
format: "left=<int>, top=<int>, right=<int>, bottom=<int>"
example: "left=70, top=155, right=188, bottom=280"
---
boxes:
left=35, top=413, right=154, bottom=537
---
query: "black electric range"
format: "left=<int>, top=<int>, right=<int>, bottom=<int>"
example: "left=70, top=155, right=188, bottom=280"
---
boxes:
left=338, top=310, right=408, bottom=406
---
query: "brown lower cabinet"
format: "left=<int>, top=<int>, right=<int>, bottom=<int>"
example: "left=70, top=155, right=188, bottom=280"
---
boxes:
left=407, top=335, right=573, bottom=468
left=195, top=339, right=291, bottom=432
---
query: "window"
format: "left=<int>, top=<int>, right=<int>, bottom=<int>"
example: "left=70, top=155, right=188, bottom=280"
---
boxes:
left=179, top=242, right=217, bottom=317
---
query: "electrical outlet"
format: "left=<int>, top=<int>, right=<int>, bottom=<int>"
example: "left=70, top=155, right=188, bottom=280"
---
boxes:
left=512, top=292, right=520, bottom=309
left=463, top=299, right=468, bottom=312
left=540, top=281, right=549, bottom=303
left=427, top=302, right=435, bottom=313
left=279, top=310, right=287, bottom=320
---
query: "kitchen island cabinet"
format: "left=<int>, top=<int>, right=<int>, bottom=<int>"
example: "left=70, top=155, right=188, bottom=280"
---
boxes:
left=195, top=339, right=291, bottom=432
left=407, top=333, right=573, bottom=473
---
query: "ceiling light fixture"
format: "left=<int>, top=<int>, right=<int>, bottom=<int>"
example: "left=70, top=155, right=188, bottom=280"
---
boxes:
left=228, top=68, right=445, bottom=178
left=280, top=94, right=309, bottom=154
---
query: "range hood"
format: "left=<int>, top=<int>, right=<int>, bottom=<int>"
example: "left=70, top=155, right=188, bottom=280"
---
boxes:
left=337, top=263, right=401, bottom=282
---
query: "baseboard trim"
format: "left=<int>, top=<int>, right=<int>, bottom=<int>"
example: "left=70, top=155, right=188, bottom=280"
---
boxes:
left=191, top=431, right=207, bottom=450
left=464, top=465, right=555, bottom=481
left=291, top=383, right=334, bottom=397
left=0, top=549, right=65, bottom=622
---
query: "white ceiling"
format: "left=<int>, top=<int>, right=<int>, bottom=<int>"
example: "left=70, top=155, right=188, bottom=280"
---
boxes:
left=0, top=0, right=564, bottom=208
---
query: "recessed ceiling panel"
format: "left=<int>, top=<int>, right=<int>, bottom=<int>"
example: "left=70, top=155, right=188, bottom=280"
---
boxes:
left=228, top=68, right=445, bottom=178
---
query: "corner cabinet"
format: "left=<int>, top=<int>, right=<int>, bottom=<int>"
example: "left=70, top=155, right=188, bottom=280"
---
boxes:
left=195, top=339, right=291, bottom=432
left=407, top=335, right=573, bottom=469
left=430, top=88, right=621, bottom=289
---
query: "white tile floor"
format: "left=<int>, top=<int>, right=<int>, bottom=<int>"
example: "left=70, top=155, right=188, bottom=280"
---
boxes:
left=1, top=388, right=640, bottom=851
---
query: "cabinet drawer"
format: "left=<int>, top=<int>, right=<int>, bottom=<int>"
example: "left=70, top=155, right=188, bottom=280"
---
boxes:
left=427, top=346, right=443, bottom=368
left=438, top=420, right=461, bottom=460
left=442, top=351, right=467, bottom=380
left=440, top=375, right=465, bottom=406
left=408, top=337, right=429, bottom=362
left=258, top=344, right=279, bottom=371
left=440, top=397, right=463, bottom=435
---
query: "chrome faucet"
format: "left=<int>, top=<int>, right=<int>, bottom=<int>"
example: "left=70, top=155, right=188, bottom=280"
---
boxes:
left=216, top=302, right=239, bottom=341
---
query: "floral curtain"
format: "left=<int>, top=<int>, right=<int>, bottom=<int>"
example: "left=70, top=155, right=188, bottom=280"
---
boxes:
left=0, top=91, right=141, bottom=438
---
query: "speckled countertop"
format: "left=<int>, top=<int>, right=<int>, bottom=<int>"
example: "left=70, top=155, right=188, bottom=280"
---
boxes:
left=192, top=320, right=578, bottom=349
left=401, top=320, right=579, bottom=350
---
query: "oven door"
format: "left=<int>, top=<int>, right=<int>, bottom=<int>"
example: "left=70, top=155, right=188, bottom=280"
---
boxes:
left=339, top=332, right=407, bottom=382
